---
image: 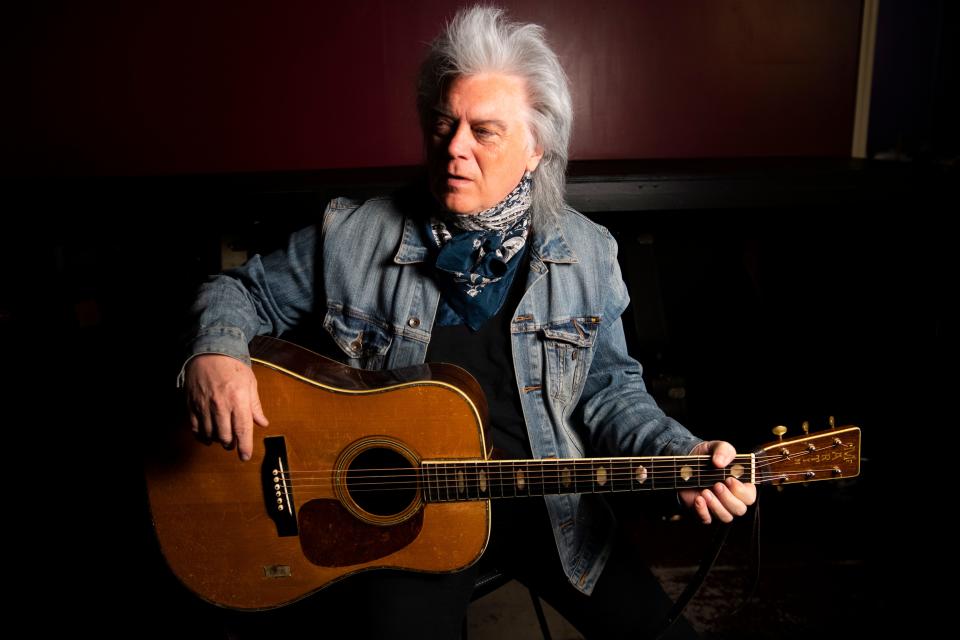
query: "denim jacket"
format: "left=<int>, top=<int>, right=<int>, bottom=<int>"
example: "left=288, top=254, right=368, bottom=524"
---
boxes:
left=182, top=194, right=702, bottom=594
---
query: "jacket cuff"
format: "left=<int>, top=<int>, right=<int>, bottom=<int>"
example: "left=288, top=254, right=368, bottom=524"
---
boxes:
left=176, top=326, right=251, bottom=388
left=666, top=434, right=705, bottom=458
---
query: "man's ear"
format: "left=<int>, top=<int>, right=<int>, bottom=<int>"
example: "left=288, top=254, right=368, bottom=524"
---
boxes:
left=526, top=145, right=544, bottom=172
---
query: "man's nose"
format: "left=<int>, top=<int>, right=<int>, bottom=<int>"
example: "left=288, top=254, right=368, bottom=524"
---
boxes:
left=447, top=120, right=472, bottom=159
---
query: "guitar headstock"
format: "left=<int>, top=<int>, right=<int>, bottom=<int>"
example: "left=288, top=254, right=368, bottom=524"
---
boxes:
left=753, top=418, right=861, bottom=486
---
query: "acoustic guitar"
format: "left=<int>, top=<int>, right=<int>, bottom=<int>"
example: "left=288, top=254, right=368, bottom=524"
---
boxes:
left=145, top=335, right=861, bottom=610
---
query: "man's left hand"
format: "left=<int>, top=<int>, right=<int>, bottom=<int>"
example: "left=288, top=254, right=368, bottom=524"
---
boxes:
left=679, top=440, right=757, bottom=524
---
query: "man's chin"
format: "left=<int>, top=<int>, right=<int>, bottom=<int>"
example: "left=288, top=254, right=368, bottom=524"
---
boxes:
left=439, top=195, right=481, bottom=216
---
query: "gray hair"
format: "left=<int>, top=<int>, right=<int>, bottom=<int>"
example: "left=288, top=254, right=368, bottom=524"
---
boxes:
left=417, top=6, right=573, bottom=225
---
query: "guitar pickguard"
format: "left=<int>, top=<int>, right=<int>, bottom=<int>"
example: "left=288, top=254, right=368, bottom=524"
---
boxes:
left=298, top=499, right=424, bottom=567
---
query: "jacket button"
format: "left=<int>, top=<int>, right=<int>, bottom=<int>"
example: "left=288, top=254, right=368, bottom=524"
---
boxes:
left=350, top=340, right=362, bottom=352
left=407, top=317, right=421, bottom=328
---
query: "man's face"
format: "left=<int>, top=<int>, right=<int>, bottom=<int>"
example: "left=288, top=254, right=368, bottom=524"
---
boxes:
left=427, top=73, right=543, bottom=215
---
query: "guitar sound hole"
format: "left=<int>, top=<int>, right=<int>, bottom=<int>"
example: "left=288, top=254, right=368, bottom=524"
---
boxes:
left=346, top=448, right=417, bottom=517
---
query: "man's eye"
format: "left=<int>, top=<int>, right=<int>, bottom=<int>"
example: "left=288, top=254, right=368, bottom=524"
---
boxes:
left=474, top=128, right=493, bottom=139
left=434, top=120, right=452, bottom=135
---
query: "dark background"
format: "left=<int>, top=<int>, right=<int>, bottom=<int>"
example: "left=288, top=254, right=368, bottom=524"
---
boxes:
left=9, top=0, right=865, bottom=176
left=3, top=1, right=952, bottom=637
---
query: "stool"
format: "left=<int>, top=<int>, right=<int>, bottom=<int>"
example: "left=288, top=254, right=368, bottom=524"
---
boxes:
left=463, top=567, right=553, bottom=639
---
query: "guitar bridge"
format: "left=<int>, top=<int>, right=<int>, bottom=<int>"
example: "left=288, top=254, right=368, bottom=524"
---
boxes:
left=262, top=436, right=298, bottom=536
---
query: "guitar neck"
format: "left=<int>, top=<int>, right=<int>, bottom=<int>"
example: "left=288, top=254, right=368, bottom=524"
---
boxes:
left=420, top=454, right=755, bottom=502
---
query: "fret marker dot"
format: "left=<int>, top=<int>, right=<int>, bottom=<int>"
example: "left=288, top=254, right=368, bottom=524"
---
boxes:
left=562, top=467, right=572, bottom=488
left=635, top=466, right=648, bottom=484
left=596, top=466, right=608, bottom=486
left=479, top=470, right=488, bottom=492
left=457, top=470, right=465, bottom=494
left=730, top=463, right=745, bottom=479
left=516, top=469, right=526, bottom=490
left=680, top=465, right=694, bottom=482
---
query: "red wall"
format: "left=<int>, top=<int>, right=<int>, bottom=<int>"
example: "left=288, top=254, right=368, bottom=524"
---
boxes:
left=10, top=0, right=862, bottom=177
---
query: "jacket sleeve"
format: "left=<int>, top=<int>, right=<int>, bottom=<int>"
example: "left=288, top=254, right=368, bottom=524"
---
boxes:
left=573, top=228, right=703, bottom=458
left=176, top=220, right=321, bottom=385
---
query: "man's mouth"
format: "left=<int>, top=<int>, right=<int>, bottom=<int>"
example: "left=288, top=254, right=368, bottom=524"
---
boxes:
left=445, top=174, right=472, bottom=186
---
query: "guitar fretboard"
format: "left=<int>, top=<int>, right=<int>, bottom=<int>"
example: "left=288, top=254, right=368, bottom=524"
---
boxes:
left=420, top=455, right=754, bottom=502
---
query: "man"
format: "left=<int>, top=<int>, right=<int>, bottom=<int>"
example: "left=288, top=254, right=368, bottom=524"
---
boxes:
left=182, top=6, right=755, bottom=638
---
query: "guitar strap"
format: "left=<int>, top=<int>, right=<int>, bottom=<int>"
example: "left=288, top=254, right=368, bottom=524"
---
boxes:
left=652, top=495, right=761, bottom=639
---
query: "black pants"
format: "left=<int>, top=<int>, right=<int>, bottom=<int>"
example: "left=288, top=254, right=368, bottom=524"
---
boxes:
left=221, top=499, right=698, bottom=639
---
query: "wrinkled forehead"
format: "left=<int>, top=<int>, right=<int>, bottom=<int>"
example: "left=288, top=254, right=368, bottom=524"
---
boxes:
left=434, top=73, right=533, bottom=128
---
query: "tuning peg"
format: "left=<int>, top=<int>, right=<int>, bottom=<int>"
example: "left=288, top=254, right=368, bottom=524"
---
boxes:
left=772, top=425, right=787, bottom=441
left=829, top=416, right=836, bottom=429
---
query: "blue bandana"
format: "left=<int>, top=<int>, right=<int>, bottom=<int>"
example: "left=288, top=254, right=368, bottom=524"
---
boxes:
left=426, top=174, right=532, bottom=331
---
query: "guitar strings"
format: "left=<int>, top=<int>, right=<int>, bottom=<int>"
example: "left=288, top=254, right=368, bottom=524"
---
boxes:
left=276, top=443, right=845, bottom=482
left=277, top=461, right=820, bottom=489
left=273, top=451, right=807, bottom=484
left=272, top=458, right=843, bottom=493
left=271, top=467, right=843, bottom=496
left=277, top=453, right=781, bottom=478
left=280, top=462, right=778, bottom=481
left=276, top=467, right=770, bottom=491
left=266, top=444, right=851, bottom=493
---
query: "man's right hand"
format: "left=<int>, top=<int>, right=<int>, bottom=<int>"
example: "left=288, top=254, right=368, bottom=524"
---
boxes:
left=184, top=354, right=269, bottom=461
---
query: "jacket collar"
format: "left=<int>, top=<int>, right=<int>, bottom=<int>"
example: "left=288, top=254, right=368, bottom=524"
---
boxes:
left=394, top=214, right=431, bottom=264
left=530, top=213, right=579, bottom=264
left=394, top=211, right=579, bottom=265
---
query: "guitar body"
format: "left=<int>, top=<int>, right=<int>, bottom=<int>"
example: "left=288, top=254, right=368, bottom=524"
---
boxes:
left=145, top=336, right=491, bottom=611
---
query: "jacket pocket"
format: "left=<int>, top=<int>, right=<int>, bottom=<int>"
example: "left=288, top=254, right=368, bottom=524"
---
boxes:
left=542, top=316, right=600, bottom=404
left=323, top=306, right=393, bottom=370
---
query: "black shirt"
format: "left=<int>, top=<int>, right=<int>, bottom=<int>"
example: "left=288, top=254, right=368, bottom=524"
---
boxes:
left=425, top=263, right=531, bottom=460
